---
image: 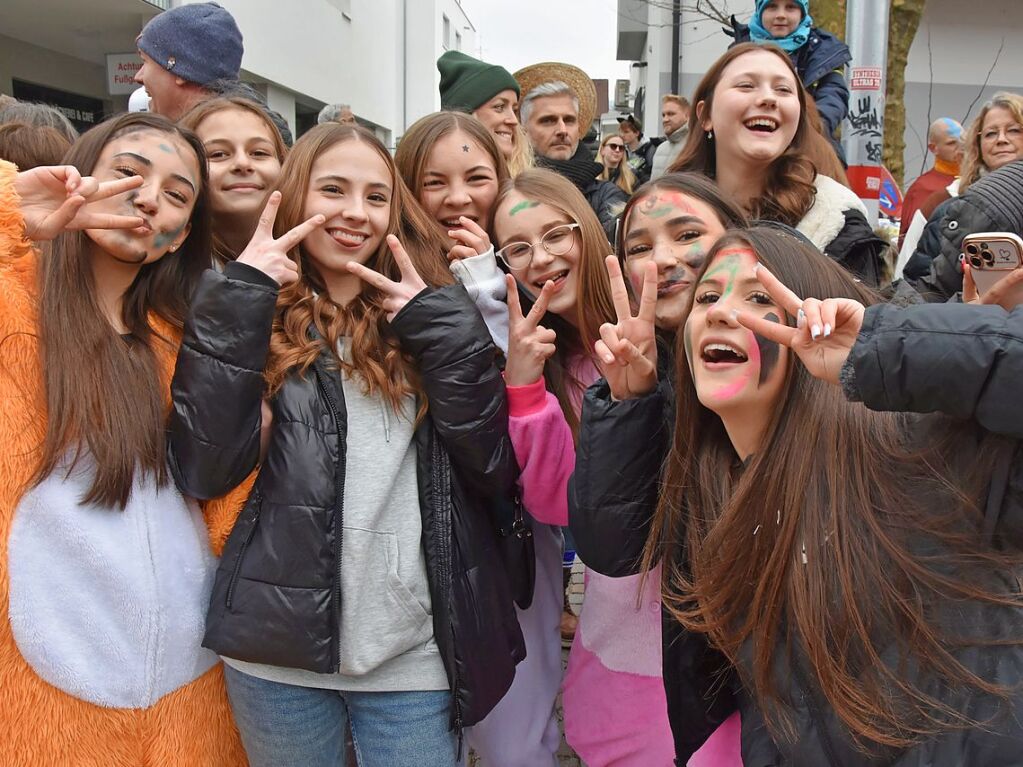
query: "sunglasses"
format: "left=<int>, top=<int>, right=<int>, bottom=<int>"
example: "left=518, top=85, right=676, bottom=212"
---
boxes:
left=606, top=143, right=625, bottom=151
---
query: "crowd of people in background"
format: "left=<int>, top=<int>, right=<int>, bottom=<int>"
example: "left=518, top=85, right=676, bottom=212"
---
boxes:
left=2, top=1, right=1023, bottom=766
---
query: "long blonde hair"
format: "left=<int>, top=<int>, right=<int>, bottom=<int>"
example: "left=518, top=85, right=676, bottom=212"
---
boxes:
left=960, top=92, right=1023, bottom=194
left=264, top=124, right=454, bottom=416
left=596, top=134, right=637, bottom=194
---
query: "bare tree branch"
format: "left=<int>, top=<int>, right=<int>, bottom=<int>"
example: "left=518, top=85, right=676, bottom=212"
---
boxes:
left=921, top=25, right=934, bottom=176
left=961, top=37, right=1005, bottom=126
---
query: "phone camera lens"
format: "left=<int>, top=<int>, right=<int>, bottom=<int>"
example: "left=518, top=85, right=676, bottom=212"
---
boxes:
left=969, top=255, right=983, bottom=269
left=965, top=243, right=980, bottom=256
left=981, top=249, right=995, bottom=266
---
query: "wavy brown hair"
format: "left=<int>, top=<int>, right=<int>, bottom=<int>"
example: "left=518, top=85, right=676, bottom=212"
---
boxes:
left=265, top=124, right=453, bottom=416
left=669, top=43, right=817, bottom=226
left=644, top=226, right=1023, bottom=752
left=960, top=92, right=1023, bottom=194
left=394, top=110, right=509, bottom=233
left=180, top=96, right=288, bottom=263
left=493, top=169, right=616, bottom=438
left=33, top=112, right=211, bottom=508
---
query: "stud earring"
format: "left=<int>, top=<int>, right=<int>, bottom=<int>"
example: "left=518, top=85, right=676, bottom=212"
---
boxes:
left=706, top=130, right=714, bottom=141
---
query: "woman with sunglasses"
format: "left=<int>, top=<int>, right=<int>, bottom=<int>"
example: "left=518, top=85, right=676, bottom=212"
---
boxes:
left=596, top=135, right=637, bottom=196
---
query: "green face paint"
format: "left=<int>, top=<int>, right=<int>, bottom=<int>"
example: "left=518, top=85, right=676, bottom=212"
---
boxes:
left=699, top=252, right=742, bottom=297
left=509, top=200, right=540, bottom=217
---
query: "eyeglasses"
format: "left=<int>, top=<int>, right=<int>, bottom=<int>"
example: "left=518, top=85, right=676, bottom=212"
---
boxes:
left=496, top=223, right=581, bottom=270
left=606, top=143, right=625, bottom=151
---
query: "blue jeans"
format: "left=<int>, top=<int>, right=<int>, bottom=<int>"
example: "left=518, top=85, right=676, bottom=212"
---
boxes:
left=223, top=664, right=460, bottom=767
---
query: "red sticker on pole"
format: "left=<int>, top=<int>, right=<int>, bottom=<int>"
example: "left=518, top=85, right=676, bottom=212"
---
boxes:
left=850, top=67, right=883, bottom=90
left=847, top=165, right=882, bottom=201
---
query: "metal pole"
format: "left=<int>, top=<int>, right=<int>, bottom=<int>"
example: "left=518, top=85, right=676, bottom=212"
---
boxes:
left=670, top=0, right=680, bottom=95
left=841, top=0, right=890, bottom=226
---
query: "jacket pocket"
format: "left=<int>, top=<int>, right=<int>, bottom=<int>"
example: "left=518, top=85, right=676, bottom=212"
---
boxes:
left=225, top=490, right=262, bottom=609
left=337, top=526, right=433, bottom=676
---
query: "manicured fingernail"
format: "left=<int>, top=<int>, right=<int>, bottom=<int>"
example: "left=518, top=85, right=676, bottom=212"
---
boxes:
left=823, top=323, right=832, bottom=338
left=752, top=262, right=761, bottom=275
left=729, top=309, right=739, bottom=321
left=797, top=308, right=806, bottom=328
left=811, top=324, right=821, bottom=340
left=604, top=354, right=614, bottom=364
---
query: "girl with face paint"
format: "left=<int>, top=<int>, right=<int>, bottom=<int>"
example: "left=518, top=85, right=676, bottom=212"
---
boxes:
left=490, top=168, right=681, bottom=766
left=584, top=225, right=1023, bottom=764
left=0, top=113, right=252, bottom=765
left=569, top=174, right=749, bottom=767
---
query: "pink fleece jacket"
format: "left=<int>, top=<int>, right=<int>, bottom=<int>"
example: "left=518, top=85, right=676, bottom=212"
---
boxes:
left=506, top=359, right=743, bottom=767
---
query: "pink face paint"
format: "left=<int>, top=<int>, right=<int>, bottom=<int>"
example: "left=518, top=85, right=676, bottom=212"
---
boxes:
left=710, top=327, right=756, bottom=400
left=712, top=371, right=752, bottom=400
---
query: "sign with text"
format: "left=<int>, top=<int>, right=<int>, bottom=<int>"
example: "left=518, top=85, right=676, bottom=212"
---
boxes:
left=107, top=53, right=142, bottom=96
left=849, top=67, right=883, bottom=91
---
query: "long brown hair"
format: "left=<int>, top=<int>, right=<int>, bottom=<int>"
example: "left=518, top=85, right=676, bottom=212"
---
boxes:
left=34, top=112, right=211, bottom=508
left=960, top=92, right=1023, bottom=194
left=493, top=169, right=616, bottom=438
left=394, top=110, right=509, bottom=233
left=669, top=43, right=817, bottom=226
left=804, top=94, right=850, bottom=188
left=180, top=96, right=288, bottom=263
left=265, top=124, right=454, bottom=416
left=645, top=226, right=1022, bottom=751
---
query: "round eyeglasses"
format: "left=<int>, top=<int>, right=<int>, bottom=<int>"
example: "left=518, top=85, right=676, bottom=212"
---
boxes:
left=496, top=222, right=581, bottom=270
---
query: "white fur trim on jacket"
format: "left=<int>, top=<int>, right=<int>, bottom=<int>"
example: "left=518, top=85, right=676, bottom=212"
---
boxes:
left=796, top=175, right=869, bottom=252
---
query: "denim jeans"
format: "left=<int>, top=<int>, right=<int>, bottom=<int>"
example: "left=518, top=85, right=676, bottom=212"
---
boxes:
left=223, top=664, right=460, bottom=767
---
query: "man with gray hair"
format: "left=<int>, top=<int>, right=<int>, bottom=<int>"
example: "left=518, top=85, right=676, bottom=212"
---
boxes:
left=318, top=103, right=357, bottom=125
left=514, top=64, right=627, bottom=233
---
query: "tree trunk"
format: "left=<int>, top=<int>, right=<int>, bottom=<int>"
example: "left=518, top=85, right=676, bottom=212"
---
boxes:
left=803, top=0, right=927, bottom=187
left=885, top=0, right=927, bottom=186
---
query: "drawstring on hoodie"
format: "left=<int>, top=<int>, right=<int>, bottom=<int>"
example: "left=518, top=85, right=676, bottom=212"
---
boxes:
left=380, top=398, right=391, bottom=443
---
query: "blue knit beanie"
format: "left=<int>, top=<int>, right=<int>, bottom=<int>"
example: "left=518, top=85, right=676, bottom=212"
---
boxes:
left=137, top=2, right=243, bottom=86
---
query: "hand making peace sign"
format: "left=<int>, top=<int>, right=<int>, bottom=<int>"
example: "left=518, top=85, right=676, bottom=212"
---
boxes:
left=346, top=234, right=428, bottom=321
left=504, top=275, right=557, bottom=387
left=595, top=256, right=658, bottom=400
left=237, top=191, right=325, bottom=286
left=14, top=165, right=147, bottom=241
left=735, top=263, right=865, bottom=385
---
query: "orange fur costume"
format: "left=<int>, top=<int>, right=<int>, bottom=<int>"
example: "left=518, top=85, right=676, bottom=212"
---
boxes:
left=0, top=162, right=248, bottom=766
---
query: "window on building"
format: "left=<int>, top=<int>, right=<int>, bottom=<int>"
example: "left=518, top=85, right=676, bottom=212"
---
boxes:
left=443, top=14, right=451, bottom=50
left=455, top=31, right=462, bottom=51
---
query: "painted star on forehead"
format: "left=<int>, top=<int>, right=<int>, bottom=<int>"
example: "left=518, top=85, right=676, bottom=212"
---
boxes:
left=462, top=144, right=470, bottom=152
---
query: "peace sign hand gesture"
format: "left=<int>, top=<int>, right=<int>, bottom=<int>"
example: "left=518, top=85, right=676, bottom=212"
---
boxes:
left=14, top=165, right=147, bottom=241
left=504, top=275, right=557, bottom=387
left=735, top=263, right=864, bottom=385
left=346, top=234, right=428, bottom=321
left=237, top=191, right=324, bottom=286
left=595, top=255, right=658, bottom=400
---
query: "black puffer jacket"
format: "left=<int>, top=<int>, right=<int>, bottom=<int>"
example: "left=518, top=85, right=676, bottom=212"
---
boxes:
left=169, top=263, right=525, bottom=728
left=570, top=303, right=1023, bottom=765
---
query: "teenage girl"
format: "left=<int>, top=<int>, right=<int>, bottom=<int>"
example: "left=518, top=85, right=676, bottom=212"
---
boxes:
left=180, top=96, right=287, bottom=265
left=168, top=123, right=524, bottom=767
left=587, top=224, right=1023, bottom=764
left=670, top=43, right=888, bottom=285
left=570, top=171, right=747, bottom=766
left=0, top=112, right=246, bottom=765
left=493, top=167, right=679, bottom=765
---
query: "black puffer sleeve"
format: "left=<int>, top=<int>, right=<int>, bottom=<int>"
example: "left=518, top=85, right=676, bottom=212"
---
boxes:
left=569, top=378, right=671, bottom=577
left=390, top=283, right=516, bottom=499
left=846, top=302, right=1023, bottom=438
left=168, top=262, right=279, bottom=499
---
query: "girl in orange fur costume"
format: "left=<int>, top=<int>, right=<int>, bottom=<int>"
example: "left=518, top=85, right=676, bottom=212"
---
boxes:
left=0, top=112, right=245, bottom=766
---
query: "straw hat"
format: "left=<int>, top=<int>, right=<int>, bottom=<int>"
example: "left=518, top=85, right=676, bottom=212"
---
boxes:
left=514, top=62, right=597, bottom=134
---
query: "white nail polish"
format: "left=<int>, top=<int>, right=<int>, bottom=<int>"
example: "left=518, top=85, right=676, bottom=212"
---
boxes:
left=823, top=323, right=832, bottom=337
left=811, top=324, right=821, bottom=340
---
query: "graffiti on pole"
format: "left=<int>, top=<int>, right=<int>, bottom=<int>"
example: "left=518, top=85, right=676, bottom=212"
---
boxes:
left=848, top=96, right=883, bottom=138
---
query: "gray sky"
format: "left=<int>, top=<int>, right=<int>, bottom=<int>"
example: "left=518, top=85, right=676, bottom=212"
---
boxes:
left=458, top=0, right=631, bottom=86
